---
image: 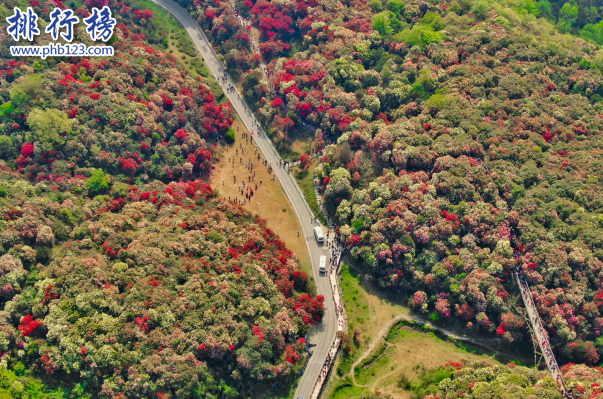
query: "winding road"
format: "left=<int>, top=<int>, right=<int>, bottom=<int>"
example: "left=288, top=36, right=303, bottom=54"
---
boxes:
left=150, top=1, right=337, bottom=397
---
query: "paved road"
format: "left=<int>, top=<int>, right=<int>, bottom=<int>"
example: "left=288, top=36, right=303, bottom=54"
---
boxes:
left=150, top=1, right=337, bottom=397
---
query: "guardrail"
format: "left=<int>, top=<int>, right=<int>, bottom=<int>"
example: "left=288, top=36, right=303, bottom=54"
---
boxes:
left=309, top=245, right=346, bottom=399
left=515, top=267, right=574, bottom=398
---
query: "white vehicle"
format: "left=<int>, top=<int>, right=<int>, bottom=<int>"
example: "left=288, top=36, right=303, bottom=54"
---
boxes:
left=314, top=226, right=324, bottom=244
left=319, top=255, right=327, bottom=274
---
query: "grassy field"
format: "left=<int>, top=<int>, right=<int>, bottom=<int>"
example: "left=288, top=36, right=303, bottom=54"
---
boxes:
left=335, top=264, right=410, bottom=378
left=293, top=163, right=327, bottom=225
left=326, top=265, right=501, bottom=399
left=137, top=0, right=224, bottom=101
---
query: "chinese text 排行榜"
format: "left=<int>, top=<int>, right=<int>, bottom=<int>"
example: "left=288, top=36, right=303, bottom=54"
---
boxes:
left=6, top=6, right=116, bottom=43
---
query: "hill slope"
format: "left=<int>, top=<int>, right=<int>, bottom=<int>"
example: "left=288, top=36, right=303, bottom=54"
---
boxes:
left=0, top=0, right=323, bottom=396
left=185, top=0, right=603, bottom=367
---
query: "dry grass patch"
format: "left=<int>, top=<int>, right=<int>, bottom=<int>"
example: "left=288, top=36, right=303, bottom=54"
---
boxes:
left=207, top=118, right=314, bottom=291
left=289, top=126, right=314, bottom=155
left=367, top=327, right=498, bottom=398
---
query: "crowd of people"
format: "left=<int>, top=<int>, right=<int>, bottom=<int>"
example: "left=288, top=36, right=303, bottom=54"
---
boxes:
left=200, top=4, right=571, bottom=396
left=223, top=129, right=272, bottom=206
left=219, top=73, right=240, bottom=98
left=210, top=4, right=347, bottom=396
left=213, top=11, right=345, bottom=389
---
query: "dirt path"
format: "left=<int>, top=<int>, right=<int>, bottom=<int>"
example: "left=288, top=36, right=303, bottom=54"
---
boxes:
left=348, top=313, right=408, bottom=385
left=345, top=309, right=520, bottom=391
left=370, top=365, right=402, bottom=391
left=346, top=310, right=507, bottom=381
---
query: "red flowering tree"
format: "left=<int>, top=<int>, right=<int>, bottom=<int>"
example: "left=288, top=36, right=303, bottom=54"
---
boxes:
left=299, top=153, right=312, bottom=170
left=18, top=315, right=42, bottom=337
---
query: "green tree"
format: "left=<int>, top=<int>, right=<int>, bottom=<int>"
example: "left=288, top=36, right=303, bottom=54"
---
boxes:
left=330, top=58, right=365, bottom=84
left=518, top=0, right=541, bottom=16
left=386, top=0, right=405, bottom=16
left=9, top=74, right=47, bottom=107
left=225, top=127, right=236, bottom=143
left=330, top=167, right=352, bottom=185
left=538, top=0, right=554, bottom=19
left=0, top=102, right=15, bottom=123
left=26, top=108, right=72, bottom=150
left=0, top=136, right=14, bottom=159
left=0, top=366, right=64, bottom=399
left=242, top=70, right=264, bottom=105
left=370, top=0, right=383, bottom=12
left=373, top=12, right=394, bottom=37
left=394, top=25, right=444, bottom=47
left=422, top=12, right=445, bottom=30
left=471, top=0, right=492, bottom=20
left=387, top=11, right=404, bottom=34
left=425, top=94, right=455, bottom=111
left=326, top=178, right=353, bottom=202
left=558, top=1, right=579, bottom=33
left=86, top=169, right=112, bottom=193
left=580, top=20, right=603, bottom=44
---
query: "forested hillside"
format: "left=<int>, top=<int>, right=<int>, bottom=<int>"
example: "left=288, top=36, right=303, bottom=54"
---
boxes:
left=0, top=0, right=233, bottom=184
left=3, top=0, right=603, bottom=395
left=186, top=0, right=603, bottom=368
left=0, top=165, right=319, bottom=397
left=0, top=0, right=323, bottom=397
left=540, top=0, right=602, bottom=34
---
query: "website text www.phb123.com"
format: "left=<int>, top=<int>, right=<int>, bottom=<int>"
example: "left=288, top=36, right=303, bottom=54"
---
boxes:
left=10, top=43, right=114, bottom=59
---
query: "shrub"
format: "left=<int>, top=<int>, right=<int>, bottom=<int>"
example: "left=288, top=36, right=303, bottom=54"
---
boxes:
left=373, top=12, right=394, bottom=37
left=86, top=169, right=112, bottom=192
left=226, top=127, right=236, bottom=143
left=394, top=24, right=444, bottom=46
left=0, top=168, right=322, bottom=397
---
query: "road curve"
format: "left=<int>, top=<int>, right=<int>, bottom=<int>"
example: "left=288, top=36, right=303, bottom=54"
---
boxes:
left=150, top=1, right=337, bottom=397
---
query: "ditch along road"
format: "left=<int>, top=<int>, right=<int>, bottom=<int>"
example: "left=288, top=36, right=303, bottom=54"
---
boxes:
left=151, top=0, right=337, bottom=397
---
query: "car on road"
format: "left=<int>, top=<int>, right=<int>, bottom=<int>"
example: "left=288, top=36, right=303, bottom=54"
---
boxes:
left=319, top=255, right=327, bottom=274
left=314, top=226, right=324, bottom=244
